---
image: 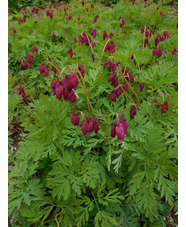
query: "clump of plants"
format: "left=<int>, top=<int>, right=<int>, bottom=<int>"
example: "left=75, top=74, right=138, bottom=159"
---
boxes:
left=8, top=0, right=178, bottom=226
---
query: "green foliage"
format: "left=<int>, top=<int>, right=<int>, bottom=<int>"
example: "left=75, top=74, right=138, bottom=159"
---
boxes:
left=8, top=0, right=178, bottom=226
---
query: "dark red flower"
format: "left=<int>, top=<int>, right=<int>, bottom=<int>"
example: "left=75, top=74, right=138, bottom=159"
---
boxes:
left=92, top=54, right=95, bottom=62
left=103, top=31, right=108, bottom=40
left=172, top=48, right=178, bottom=55
left=44, top=67, right=49, bottom=77
left=78, top=64, right=85, bottom=78
left=81, top=1, right=85, bottom=6
left=68, top=47, right=73, bottom=58
left=8, top=10, right=11, bottom=15
left=50, top=80, right=57, bottom=93
left=144, top=38, right=149, bottom=46
left=74, top=37, right=77, bottom=43
left=93, top=15, right=98, bottom=23
left=130, top=106, right=136, bottom=118
left=120, top=19, right=125, bottom=28
left=52, top=33, right=56, bottom=39
left=56, top=85, right=63, bottom=100
left=81, top=124, right=87, bottom=136
left=155, top=35, right=161, bottom=46
left=111, top=116, right=128, bottom=142
left=109, top=32, right=114, bottom=39
left=69, top=15, right=72, bottom=20
left=18, top=86, right=25, bottom=98
left=150, top=30, right=154, bottom=36
left=32, top=45, right=38, bottom=52
left=160, top=11, right=164, bottom=16
left=139, top=82, right=144, bottom=92
left=104, top=41, right=115, bottom=54
left=39, top=64, right=45, bottom=74
left=91, top=3, right=94, bottom=8
left=131, top=54, right=134, bottom=59
left=20, top=60, right=24, bottom=66
left=92, top=42, right=96, bottom=48
left=145, top=31, right=149, bottom=37
left=28, top=52, right=34, bottom=63
left=70, top=113, right=80, bottom=126
left=161, top=31, right=169, bottom=41
left=93, top=120, right=99, bottom=133
left=110, top=90, right=116, bottom=102
left=78, top=16, right=80, bottom=20
left=32, top=7, right=36, bottom=13
left=91, top=29, right=97, bottom=38
left=152, top=48, right=162, bottom=57
left=53, top=65, right=58, bottom=74
left=79, top=32, right=92, bottom=46
left=25, top=62, right=31, bottom=68
left=160, top=101, right=168, bottom=113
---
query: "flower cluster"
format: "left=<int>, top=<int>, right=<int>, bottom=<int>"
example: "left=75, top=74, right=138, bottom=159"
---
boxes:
left=32, top=45, right=38, bottom=52
left=39, top=64, right=49, bottom=77
left=152, top=48, right=162, bottom=57
left=172, top=48, right=178, bottom=55
left=46, top=10, right=53, bottom=19
left=120, top=19, right=125, bottom=28
left=68, top=47, right=73, bottom=58
left=152, top=99, right=169, bottom=113
left=155, top=31, right=169, bottom=46
left=18, top=17, right=26, bottom=24
left=51, top=73, right=78, bottom=103
left=70, top=114, right=99, bottom=136
left=18, top=86, right=25, bottom=99
left=93, top=15, right=99, bottom=23
left=91, top=29, right=97, bottom=38
left=130, top=106, right=136, bottom=118
left=111, top=116, right=128, bottom=143
left=31, top=7, right=38, bottom=14
left=103, top=31, right=108, bottom=40
left=79, top=32, right=92, bottom=46
left=28, top=52, right=34, bottom=63
left=78, top=64, right=85, bottom=78
left=104, top=41, right=115, bottom=54
left=109, top=68, right=134, bottom=102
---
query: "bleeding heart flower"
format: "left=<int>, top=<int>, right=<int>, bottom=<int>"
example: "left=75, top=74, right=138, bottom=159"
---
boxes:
left=160, top=101, right=168, bottom=113
left=103, top=31, right=108, bottom=40
left=92, top=54, right=95, bottom=62
left=32, top=45, right=38, bottom=52
left=25, top=62, right=31, bottom=68
left=139, top=82, right=144, bottom=92
left=152, top=48, right=162, bottom=57
left=93, top=15, right=98, bottom=23
left=172, top=48, right=178, bottom=55
left=52, top=33, right=56, bottom=39
left=111, top=116, right=128, bottom=142
left=78, top=64, right=85, bottom=78
left=155, top=35, right=161, bottom=46
left=20, top=60, right=25, bottom=66
left=130, top=106, right=137, bottom=118
left=68, top=47, right=73, bottom=58
left=18, top=86, right=25, bottom=98
left=91, top=29, right=97, bottom=38
left=70, top=113, right=80, bottom=126
left=104, top=41, right=115, bottom=54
